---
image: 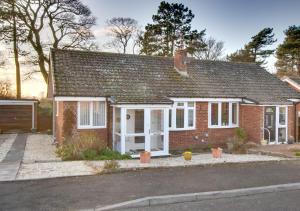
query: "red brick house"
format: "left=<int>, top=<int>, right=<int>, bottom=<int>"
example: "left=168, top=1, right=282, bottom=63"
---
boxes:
left=47, top=48, right=300, bottom=157
left=281, top=76, right=300, bottom=142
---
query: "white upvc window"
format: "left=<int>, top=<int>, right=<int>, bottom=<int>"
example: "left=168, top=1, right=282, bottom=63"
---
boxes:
left=208, top=102, right=239, bottom=128
left=169, top=102, right=196, bottom=130
left=77, top=101, right=106, bottom=129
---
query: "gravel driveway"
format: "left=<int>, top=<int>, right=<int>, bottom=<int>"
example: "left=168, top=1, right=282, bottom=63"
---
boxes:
left=22, top=134, right=61, bottom=163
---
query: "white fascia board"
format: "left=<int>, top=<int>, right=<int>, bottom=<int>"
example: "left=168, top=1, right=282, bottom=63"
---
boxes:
left=288, top=98, right=300, bottom=102
left=170, top=97, right=243, bottom=102
left=282, top=78, right=300, bottom=90
left=242, top=99, right=256, bottom=104
left=112, top=104, right=172, bottom=108
left=0, top=100, right=36, bottom=105
left=54, top=96, right=106, bottom=101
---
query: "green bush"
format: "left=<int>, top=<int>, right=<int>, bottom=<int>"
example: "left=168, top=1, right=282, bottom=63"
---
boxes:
left=295, top=151, right=300, bottom=157
left=227, top=128, right=248, bottom=154
left=235, top=128, right=247, bottom=142
left=80, top=148, right=132, bottom=160
left=57, top=141, right=132, bottom=161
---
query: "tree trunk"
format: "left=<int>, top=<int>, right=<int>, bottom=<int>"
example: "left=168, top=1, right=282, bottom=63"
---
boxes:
left=12, top=2, right=21, bottom=99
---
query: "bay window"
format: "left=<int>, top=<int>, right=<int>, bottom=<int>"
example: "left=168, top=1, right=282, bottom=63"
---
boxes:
left=169, top=102, right=195, bottom=130
left=78, top=101, right=106, bottom=129
left=209, top=102, right=239, bottom=128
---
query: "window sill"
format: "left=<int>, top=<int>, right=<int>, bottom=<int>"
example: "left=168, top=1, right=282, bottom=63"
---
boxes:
left=169, top=128, right=196, bottom=131
left=77, top=126, right=106, bottom=129
left=208, top=125, right=239, bottom=129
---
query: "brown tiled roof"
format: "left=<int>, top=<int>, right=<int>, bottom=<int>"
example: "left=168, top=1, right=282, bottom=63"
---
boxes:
left=50, top=48, right=300, bottom=104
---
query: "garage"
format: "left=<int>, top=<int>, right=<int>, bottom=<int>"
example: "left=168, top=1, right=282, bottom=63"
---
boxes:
left=0, top=99, right=38, bottom=133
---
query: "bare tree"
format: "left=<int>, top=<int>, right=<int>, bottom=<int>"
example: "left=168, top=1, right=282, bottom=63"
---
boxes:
left=0, top=79, right=13, bottom=98
left=105, top=17, right=139, bottom=53
left=0, top=0, right=28, bottom=98
left=0, top=0, right=97, bottom=84
left=194, top=37, right=224, bottom=61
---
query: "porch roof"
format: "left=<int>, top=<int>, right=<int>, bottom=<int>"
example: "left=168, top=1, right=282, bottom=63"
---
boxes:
left=50, top=49, right=300, bottom=105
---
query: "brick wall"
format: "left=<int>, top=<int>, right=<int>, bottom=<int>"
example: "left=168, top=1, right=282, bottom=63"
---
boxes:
left=55, top=101, right=109, bottom=147
left=169, top=102, right=237, bottom=150
left=239, top=105, right=263, bottom=143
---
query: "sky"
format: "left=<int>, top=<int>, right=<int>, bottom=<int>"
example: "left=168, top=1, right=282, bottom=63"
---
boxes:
left=1, top=0, right=300, bottom=98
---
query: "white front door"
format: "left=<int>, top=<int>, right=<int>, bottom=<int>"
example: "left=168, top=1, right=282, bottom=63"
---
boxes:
left=121, top=107, right=169, bottom=157
left=264, top=106, right=288, bottom=144
left=149, top=109, right=169, bottom=156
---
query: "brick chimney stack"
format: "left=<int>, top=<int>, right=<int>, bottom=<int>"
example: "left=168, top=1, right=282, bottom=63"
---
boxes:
left=174, top=49, right=188, bottom=76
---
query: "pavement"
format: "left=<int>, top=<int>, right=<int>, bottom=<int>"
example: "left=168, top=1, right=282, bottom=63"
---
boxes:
left=0, top=134, right=27, bottom=181
left=249, top=143, right=300, bottom=158
left=1, top=160, right=300, bottom=210
left=123, top=188, right=300, bottom=211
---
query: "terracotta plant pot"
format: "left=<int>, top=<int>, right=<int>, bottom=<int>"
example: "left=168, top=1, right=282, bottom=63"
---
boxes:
left=140, top=151, right=151, bottom=163
left=211, top=147, right=222, bottom=158
left=183, top=151, right=192, bottom=161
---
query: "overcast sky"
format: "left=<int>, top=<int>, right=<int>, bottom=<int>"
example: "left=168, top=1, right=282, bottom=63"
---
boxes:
left=1, top=0, right=300, bottom=98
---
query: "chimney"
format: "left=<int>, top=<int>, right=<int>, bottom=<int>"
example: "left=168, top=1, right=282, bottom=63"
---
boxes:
left=174, top=49, right=188, bottom=76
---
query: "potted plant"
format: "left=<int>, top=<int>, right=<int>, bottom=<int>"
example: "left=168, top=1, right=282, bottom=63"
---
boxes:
left=211, top=147, right=222, bottom=158
left=140, top=151, right=151, bottom=163
left=183, top=150, right=192, bottom=161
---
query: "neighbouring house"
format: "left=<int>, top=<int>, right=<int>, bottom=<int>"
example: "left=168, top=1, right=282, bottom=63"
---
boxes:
left=47, top=48, right=300, bottom=157
left=281, top=76, right=300, bottom=142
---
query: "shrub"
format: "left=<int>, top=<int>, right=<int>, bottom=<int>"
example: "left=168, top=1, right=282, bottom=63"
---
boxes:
left=81, top=148, right=132, bottom=160
left=295, top=152, right=300, bottom=157
left=56, top=132, right=106, bottom=161
left=227, top=128, right=248, bottom=154
left=56, top=136, right=132, bottom=161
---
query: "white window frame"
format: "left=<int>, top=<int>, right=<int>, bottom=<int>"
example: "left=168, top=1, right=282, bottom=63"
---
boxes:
left=275, top=106, right=288, bottom=144
left=77, top=101, right=107, bottom=129
left=169, top=101, right=196, bottom=131
left=208, top=102, right=239, bottom=128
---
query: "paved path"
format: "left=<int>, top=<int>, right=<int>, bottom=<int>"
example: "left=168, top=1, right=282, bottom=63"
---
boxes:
left=1, top=160, right=300, bottom=210
left=17, top=153, right=285, bottom=181
left=0, top=134, right=27, bottom=181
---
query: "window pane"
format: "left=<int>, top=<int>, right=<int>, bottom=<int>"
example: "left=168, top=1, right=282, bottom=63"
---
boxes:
left=279, top=107, right=286, bottom=125
left=151, top=110, right=164, bottom=133
left=169, top=109, right=172, bottom=127
left=221, top=103, right=229, bottom=126
left=80, top=102, right=90, bottom=126
left=176, top=108, right=184, bottom=128
left=211, top=103, right=218, bottom=125
left=126, top=109, right=144, bottom=134
left=125, top=136, right=145, bottom=155
left=188, top=109, right=194, bottom=127
left=177, top=102, right=184, bottom=107
left=188, top=102, right=194, bottom=107
left=232, top=103, right=237, bottom=125
left=278, top=128, right=286, bottom=143
left=93, top=101, right=105, bottom=126
left=150, top=135, right=164, bottom=151
left=115, top=107, right=121, bottom=133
